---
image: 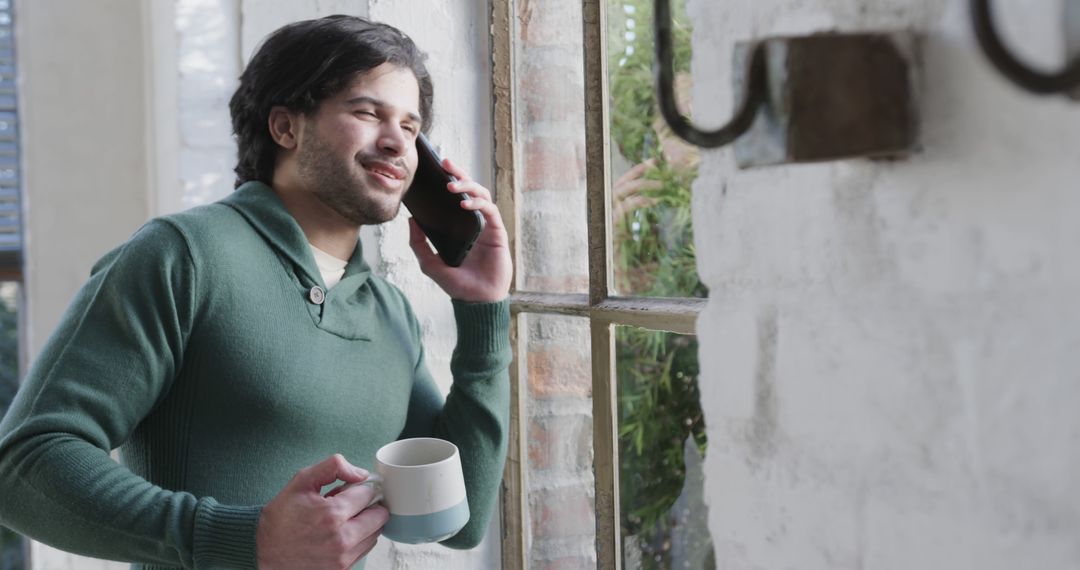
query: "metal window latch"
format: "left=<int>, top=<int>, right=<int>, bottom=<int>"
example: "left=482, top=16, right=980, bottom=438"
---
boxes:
left=653, top=0, right=919, bottom=167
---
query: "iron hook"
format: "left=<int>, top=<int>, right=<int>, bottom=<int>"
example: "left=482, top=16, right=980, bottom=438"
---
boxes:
left=653, top=0, right=767, bottom=149
left=971, top=0, right=1080, bottom=94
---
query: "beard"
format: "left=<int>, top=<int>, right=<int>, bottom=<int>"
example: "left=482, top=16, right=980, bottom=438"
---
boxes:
left=295, top=129, right=410, bottom=226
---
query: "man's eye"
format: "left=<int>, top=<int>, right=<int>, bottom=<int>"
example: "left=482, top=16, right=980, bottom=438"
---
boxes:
left=402, top=124, right=418, bottom=134
left=356, top=110, right=377, bottom=118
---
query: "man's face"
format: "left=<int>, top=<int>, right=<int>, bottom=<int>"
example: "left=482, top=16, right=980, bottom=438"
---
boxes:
left=295, top=62, right=422, bottom=226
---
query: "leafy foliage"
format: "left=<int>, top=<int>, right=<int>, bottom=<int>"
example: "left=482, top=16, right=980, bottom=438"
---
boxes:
left=608, top=0, right=693, bottom=164
left=608, top=0, right=713, bottom=567
left=0, top=286, right=24, bottom=570
left=614, top=162, right=705, bottom=299
left=0, top=287, right=18, bottom=416
left=616, top=329, right=704, bottom=529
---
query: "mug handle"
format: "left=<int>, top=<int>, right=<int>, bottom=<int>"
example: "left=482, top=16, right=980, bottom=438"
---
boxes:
left=360, top=474, right=384, bottom=508
left=330, top=475, right=384, bottom=509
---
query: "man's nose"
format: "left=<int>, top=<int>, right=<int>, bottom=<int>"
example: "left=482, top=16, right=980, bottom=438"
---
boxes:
left=378, top=125, right=408, bottom=156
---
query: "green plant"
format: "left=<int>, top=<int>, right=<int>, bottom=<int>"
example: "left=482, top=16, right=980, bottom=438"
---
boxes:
left=608, top=0, right=692, bottom=165
left=608, top=0, right=714, bottom=567
left=0, top=285, right=24, bottom=570
left=0, top=286, right=19, bottom=416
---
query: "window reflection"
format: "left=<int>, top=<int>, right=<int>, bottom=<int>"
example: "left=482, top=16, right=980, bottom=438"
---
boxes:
left=617, top=326, right=714, bottom=569
left=0, top=281, right=23, bottom=570
left=608, top=0, right=703, bottom=300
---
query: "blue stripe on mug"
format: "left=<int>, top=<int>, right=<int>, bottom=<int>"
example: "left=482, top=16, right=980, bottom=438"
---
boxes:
left=382, top=499, right=471, bottom=544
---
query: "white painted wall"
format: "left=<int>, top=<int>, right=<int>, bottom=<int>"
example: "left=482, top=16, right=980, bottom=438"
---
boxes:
left=691, top=0, right=1080, bottom=568
left=19, top=0, right=155, bottom=568
left=19, top=0, right=495, bottom=568
left=19, top=0, right=154, bottom=358
left=175, top=0, right=240, bottom=214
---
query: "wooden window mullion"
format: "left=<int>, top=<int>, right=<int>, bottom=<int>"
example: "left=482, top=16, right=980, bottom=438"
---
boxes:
left=582, top=0, right=620, bottom=566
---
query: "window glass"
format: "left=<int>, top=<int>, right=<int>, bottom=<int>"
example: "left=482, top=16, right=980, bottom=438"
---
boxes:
left=616, top=325, right=714, bottom=569
left=608, top=0, right=703, bottom=300
left=513, top=0, right=590, bottom=294
left=0, top=1, right=23, bottom=563
left=523, top=313, right=596, bottom=569
left=0, top=281, right=24, bottom=569
left=508, top=0, right=710, bottom=567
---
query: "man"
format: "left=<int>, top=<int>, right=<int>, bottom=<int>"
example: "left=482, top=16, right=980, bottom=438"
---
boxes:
left=0, top=15, right=512, bottom=570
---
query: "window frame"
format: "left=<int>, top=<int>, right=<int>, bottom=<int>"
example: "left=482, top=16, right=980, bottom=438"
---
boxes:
left=0, top=0, right=20, bottom=283
left=0, top=1, right=26, bottom=567
left=491, top=0, right=704, bottom=566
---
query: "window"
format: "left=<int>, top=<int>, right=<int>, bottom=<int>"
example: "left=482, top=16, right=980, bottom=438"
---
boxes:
left=493, top=0, right=712, bottom=567
left=0, top=0, right=18, bottom=282
left=0, top=283, right=22, bottom=570
left=0, top=1, right=25, bottom=568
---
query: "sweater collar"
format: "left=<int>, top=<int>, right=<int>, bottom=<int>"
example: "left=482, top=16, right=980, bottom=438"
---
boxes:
left=221, top=181, right=373, bottom=289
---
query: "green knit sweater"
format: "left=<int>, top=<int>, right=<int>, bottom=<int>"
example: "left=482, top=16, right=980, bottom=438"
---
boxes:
left=0, top=182, right=511, bottom=569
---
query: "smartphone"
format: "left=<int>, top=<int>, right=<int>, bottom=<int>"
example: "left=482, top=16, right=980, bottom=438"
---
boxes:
left=402, top=133, right=485, bottom=267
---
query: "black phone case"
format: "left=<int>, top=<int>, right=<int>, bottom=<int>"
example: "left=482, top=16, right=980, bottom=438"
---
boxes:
left=402, top=134, right=484, bottom=267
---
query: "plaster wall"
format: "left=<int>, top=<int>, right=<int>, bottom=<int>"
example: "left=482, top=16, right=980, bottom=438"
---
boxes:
left=690, top=1, right=1080, bottom=568
left=19, top=0, right=153, bottom=359
left=19, top=1, right=154, bottom=568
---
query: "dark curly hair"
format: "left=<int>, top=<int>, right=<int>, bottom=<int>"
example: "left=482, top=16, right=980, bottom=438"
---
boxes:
left=229, top=15, right=434, bottom=187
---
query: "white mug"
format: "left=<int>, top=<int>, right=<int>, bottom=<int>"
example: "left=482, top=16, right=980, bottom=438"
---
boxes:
left=364, top=437, right=470, bottom=544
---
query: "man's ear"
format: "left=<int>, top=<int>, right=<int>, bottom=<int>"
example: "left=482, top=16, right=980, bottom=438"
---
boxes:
left=268, top=106, right=300, bottom=149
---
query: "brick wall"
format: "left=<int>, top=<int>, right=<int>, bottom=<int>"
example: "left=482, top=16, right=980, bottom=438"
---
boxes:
left=525, top=315, right=596, bottom=569
left=515, top=0, right=597, bottom=566
left=517, top=0, right=590, bottom=296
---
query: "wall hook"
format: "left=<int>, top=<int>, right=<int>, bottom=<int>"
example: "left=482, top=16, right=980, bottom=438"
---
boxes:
left=653, top=0, right=767, bottom=149
left=971, top=0, right=1080, bottom=95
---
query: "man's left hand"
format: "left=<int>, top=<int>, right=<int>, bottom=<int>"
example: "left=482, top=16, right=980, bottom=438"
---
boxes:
left=408, top=158, right=512, bottom=303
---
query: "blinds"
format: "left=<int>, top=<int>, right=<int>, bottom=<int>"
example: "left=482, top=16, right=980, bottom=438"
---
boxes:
left=0, top=0, right=19, bottom=280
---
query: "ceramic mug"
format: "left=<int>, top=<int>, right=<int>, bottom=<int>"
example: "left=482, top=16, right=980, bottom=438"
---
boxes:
left=364, top=437, right=470, bottom=544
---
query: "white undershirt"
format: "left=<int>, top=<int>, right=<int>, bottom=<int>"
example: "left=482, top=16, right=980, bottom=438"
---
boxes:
left=309, top=243, right=349, bottom=290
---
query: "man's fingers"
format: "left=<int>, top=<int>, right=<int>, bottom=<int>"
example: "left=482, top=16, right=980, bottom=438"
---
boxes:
left=441, top=157, right=472, bottom=183
left=615, top=179, right=663, bottom=199
left=408, top=218, right=439, bottom=261
left=347, top=532, right=383, bottom=568
left=347, top=504, right=389, bottom=537
left=289, top=454, right=368, bottom=493
left=343, top=507, right=388, bottom=568
left=329, top=481, right=383, bottom=514
left=459, top=197, right=507, bottom=239
left=448, top=180, right=492, bottom=204
left=439, top=157, right=496, bottom=205
left=626, top=159, right=655, bottom=177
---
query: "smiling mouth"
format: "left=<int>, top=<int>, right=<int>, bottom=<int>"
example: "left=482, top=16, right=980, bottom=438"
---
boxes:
left=364, top=166, right=409, bottom=193
left=363, top=161, right=406, bottom=181
left=367, top=168, right=400, bottom=181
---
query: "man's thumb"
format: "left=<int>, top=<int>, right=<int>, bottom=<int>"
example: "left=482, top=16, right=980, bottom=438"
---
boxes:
left=408, top=218, right=444, bottom=273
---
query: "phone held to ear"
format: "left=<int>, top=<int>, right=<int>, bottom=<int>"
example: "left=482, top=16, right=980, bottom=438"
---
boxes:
left=402, top=134, right=485, bottom=267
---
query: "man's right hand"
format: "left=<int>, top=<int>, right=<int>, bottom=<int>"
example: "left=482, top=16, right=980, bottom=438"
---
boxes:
left=256, top=454, right=388, bottom=569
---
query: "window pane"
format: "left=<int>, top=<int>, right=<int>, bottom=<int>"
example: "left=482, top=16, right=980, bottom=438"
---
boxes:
left=523, top=313, right=595, bottom=569
left=616, top=325, right=714, bottom=569
left=0, top=281, right=24, bottom=569
left=512, top=0, right=589, bottom=294
left=607, top=0, right=704, bottom=299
